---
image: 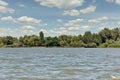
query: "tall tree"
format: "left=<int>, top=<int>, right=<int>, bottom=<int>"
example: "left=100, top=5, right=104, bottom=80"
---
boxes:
left=39, top=31, right=44, bottom=46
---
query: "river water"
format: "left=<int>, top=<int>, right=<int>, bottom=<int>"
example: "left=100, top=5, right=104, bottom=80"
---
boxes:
left=0, top=48, right=120, bottom=80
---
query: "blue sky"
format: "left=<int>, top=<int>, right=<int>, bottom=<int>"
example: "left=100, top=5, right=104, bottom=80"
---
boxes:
left=0, top=0, right=120, bottom=37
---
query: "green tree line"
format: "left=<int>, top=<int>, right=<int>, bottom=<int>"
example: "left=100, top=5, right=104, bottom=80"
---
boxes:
left=0, top=28, right=120, bottom=48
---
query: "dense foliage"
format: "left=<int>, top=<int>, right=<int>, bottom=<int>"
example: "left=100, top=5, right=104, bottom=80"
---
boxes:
left=0, top=28, right=120, bottom=48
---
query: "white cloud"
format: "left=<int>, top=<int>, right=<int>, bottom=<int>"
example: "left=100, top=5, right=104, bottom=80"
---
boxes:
left=98, top=16, right=108, bottom=20
left=35, top=0, right=84, bottom=9
left=0, top=27, right=37, bottom=37
left=0, top=0, right=15, bottom=13
left=117, top=21, right=120, bottom=25
left=21, top=25, right=35, bottom=30
left=64, top=18, right=84, bottom=27
left=88, top=16, right=109, bottom=23
left=0, top=0, right=8, bottom=6
left=59, top=27, right=66, bottom=30
left=0, top=16, right=45, bottom=26
left=106, top=0, right=114, bottom=3
left=48, top=24, right=90, bottom=36
left=64, top=19, right=90, bottom=31
left=36, top=0, right=95, bottom=17
left=63, top=5, right=96, bottom=16
left=19, top=4, right=25, bottom=7
left=0, top=28, right=13, bottom=36
left=57, top=19, right=63, bottom=23
left=93, top=0, right=96, bottom=3
left=62, top=9, right=80, bottom=16
left=1, top=16, right=16, bottom=22
left=68, top=27, right=80, bottom=30
left=17, top=16, right=41, bottom=25
left=106, top=0, right=120, bottom=5
left=0, top=6, right=15, bottom=13
left=50, top=29, right=69, bottom=35
left=68, top=26, right=90, bottom=31
left=0, top=27, right=15, bottom=37
left=88, top=19, right=99, bottom=23
left=116, top=0, right=120, bottom=5
left=69, top=19, right=84, bottom=23
left=80, top=5, right=96, bottom=14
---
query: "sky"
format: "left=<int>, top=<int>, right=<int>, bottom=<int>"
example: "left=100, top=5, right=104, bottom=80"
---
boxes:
left=0, top=0, right=120, bottom=37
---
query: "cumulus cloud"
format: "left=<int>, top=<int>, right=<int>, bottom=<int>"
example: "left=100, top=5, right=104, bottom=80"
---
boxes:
left=18, top=3, right=25, bottom=7
left=68, top=19, right=84, bottom=23
left=80, top=5, right=96, bottom=14
left=0, top=28, right=13, bottom=36
left=17, top=16, right=41, bottom=25
left=63, top=5, right=96, bottom=16
left=1, top=16, right=16, bottom=22
left=64, top=19, right=90, bottom=31
left=88, top=16, right=109, bottom=23
left=50, top=29, right=69, bottom=35
left=0, top=0, right=8, bottom=6
left=0, top=27, right=38, bottom=37
left=0, top=6, right=15, bottom=13
left=62, top=9, right=80, bottom=16
left=0, top=28, right=23, bottom=37
left=0, top=0, right=15, bottom=13
left=35, top=0, right=96, bottom=16
left=48, top=23, right=90, bottom=35
left=64, top=18, right=84, bottom=27
left=57, top=19, right=63, bottom=23
left=35, top=0, right=84, bottom=9
left=105, top=0, right=114, bottom=3
left=68, top=26, right=90, bottom=31
left=0, top=16, right=44, bottom=25
left=116, top=0, right=120, bottom=5
left=106, top=0, right=120, bottom=5
left=93, top=0, right=96, bottom=3
left=117, top=21, right=120, bottom=25
left=21, top=25, right=35, bottom=30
